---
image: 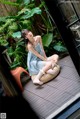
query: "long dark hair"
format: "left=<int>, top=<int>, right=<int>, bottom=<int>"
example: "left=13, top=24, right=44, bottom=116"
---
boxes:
left=21, top=29, right=29, bottom=44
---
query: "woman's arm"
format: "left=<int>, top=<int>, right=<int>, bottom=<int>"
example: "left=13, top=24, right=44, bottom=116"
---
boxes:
left=27, top=43, right=47, bottom=61
left=38, top=36, right=47, bottom=58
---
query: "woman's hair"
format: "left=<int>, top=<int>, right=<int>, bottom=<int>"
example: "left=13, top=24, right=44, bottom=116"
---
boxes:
left=21, top=29, right=29, bottom=39
left=21, top=29, right=29, bottom=44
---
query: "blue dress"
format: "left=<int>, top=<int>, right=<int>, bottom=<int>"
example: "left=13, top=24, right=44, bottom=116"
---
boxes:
left=27, top=43, right=45, bottom=76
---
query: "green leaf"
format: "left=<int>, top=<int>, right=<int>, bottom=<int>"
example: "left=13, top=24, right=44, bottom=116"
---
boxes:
left=16, top=0, right=22, bottom=4
left=39, top=1, right=45, bottom=8
left=53, top=44, right=67, bottom=52
left=20, top=20, right=31, bottom=29
left=8, top=22, right=18, bottom=31
left=17, top=8, right=29, bottom=16
left=23, top=0, right=30, bottom=5
left=7, top=47, right=14, bottom=56
left=16, top=41, right=24, bottom=47
left=42, top=33, right=53, bottom=47
left=0, top=40, right=8, bottom=46
left=0, top=17, right=7, bottom=22
left=27, top=7, right=42, bottom=15
left=10, top=62, right=21, bottom=69
left=21, top=7, right=41, bottom=19
left=0, top=0, right=19, bottom=6
left=12, top=31, right=21, bottom=38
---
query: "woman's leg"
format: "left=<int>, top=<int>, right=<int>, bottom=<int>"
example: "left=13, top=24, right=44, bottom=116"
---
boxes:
left=33, top=61, right=55, bottom=85
left=33, top=54, right=59, bottom=85
left=47, top=54, right=59, bottom=63
left=41, top=61, right=55, bottom=73
left=47, top=64, right=60, bottom=75
left=46, top=54, right=59, bottom=75
left=46, top=65, right=59, bottom=75
left=46, top=69, right=56, bottom=75
left=32, top=69, right=44, bottom=85
left=32, top=61, right=46, bottom=85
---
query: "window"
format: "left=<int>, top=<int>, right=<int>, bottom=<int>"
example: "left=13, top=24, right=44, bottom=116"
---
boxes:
left=57, top=0, right=80, bottom=55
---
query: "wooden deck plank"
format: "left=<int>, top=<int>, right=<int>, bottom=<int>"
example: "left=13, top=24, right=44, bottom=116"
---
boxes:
left=47, top=76, right=80, bottom=93
left=59, top=56, right=76, bottom=68
left=23, top=90, right=59, bottom=118
left=22, top=55, right=80, bottom=119
left=45, top=92, right=73, bottom=107
left=24, top=83, right=59, bottom=101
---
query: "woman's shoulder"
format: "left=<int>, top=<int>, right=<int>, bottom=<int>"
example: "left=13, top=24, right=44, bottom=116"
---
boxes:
left=34, top=35, right=41, bottom=43
left=35, top=35, right=41, bottom=40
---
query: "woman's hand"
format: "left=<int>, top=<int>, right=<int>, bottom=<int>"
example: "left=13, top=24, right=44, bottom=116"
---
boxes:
left=39, top=55, right=47, bottom=61
left=44, top=57, right=47, bottom=61
left=27, top=43, right=47, bottom=61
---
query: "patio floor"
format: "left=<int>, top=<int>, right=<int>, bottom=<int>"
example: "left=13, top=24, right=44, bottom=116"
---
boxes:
left=22, top=55, right=80, bottom=119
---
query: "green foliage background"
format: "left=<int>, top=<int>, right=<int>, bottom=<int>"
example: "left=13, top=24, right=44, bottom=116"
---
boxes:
left=0, top=0, right=68, bottom=69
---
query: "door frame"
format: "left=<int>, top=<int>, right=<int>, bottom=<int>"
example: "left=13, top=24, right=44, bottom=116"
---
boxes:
left=44, top=0, right=80, bottom=75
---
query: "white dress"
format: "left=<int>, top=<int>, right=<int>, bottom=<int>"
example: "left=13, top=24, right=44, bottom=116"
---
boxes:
left=27, top=43, right=45, bottom=76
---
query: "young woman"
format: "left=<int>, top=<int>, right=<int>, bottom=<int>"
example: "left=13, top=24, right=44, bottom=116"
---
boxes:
left=21, top=29, right=59, bottom=85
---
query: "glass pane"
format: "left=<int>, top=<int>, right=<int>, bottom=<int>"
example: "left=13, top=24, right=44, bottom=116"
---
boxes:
left=70, top=22, right=80, bottom=40
left=58, top=0, right=79, bottom=23
left=70, top=21, right=80, bottom=53
left=72, top=0, right=80, bottom=17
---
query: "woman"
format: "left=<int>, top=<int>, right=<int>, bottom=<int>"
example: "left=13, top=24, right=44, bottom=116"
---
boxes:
left=21, top=29, right=59, bottom=85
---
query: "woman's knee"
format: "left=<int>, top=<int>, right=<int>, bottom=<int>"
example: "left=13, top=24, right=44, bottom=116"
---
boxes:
left=42, top=61, right=52, bottom=72
left=53, top=54, right=59, bottom=62
left=46, top=61, right=52, bottom=67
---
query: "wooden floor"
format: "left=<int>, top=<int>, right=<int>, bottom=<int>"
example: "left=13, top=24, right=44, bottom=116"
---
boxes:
left=22, top=55, right=80, bottom=119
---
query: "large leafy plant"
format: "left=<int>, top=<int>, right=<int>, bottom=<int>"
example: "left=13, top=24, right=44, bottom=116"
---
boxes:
left=7, top=39, right=28, bottom=69
left=0, top=2, right=42, bottom=37
left=35, top=0, right=68, bottom=55
left=0, top=0, right=68, bottom=69
left=0, top=0, right=43, bottom=69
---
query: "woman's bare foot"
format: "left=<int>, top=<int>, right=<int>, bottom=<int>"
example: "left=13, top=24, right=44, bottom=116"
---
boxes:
left=33, top=79, right=43, bottom=85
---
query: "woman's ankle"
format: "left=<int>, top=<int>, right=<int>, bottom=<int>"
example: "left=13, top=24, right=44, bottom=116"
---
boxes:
left=33, top=78, right=43, bottom=85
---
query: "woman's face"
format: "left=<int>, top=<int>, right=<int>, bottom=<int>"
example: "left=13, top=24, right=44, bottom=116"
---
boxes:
left=25, top=31, right=33, bottom=40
